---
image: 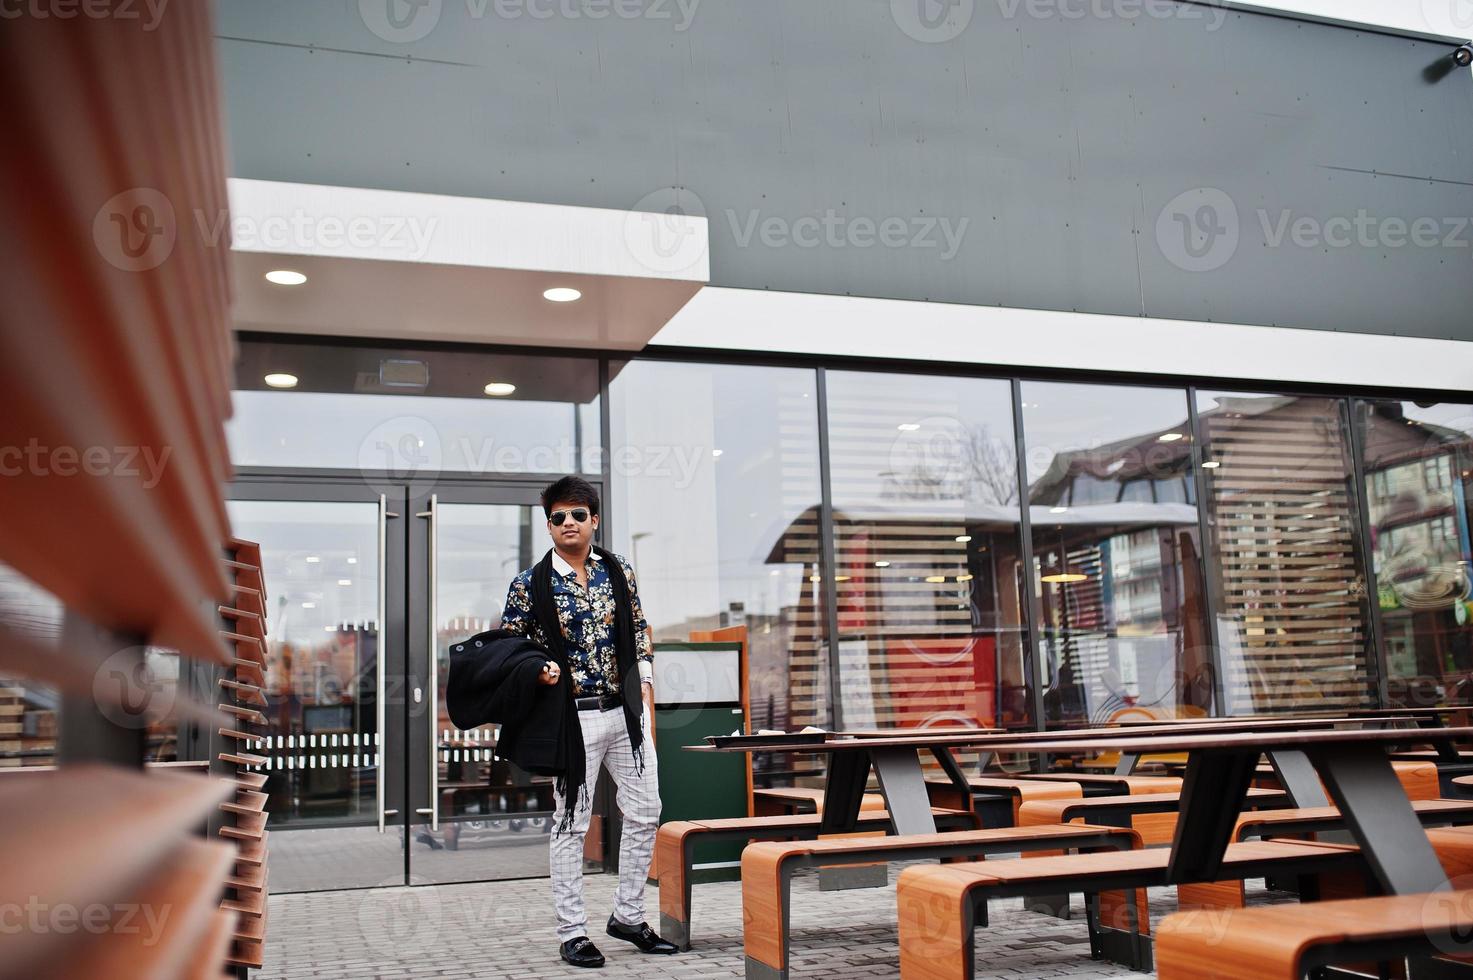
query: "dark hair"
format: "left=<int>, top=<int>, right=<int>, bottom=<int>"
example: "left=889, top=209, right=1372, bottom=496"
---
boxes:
left=541, top=475, right=600, bottom=518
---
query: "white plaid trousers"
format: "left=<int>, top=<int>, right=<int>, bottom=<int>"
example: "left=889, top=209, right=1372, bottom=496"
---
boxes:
left=549, top=702, right=661, bottom=942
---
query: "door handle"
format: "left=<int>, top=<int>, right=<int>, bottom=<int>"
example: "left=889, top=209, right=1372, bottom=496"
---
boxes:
left=376, top=494, right=400, bottom=833
left=417, top=494, right=440, bottom=831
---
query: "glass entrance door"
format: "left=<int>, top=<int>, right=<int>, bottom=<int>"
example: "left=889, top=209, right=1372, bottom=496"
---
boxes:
left=405, top=485, right=587, bottom=884
left=227, top=478, right=599, bottom=891
left=225, top=484, right=408, bottom=893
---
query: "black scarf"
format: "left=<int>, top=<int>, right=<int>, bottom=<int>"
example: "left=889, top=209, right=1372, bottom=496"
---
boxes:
left=530, top=545, right=646, bottom=833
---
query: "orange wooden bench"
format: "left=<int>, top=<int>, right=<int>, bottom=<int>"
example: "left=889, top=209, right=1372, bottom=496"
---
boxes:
left=1017, top=787, right=1290, bottom=846
left=894, top=840, right=1366, bottom=979
left=753, top=786, right=886, bottom=816
left=741, top=823, right=1139, bottom=980
left=655, top=806, right=978, bottom=949
left=1015, top=772, right=1183, bottom=796
left=1157, top=889, right=1473, bottom=979
left=924, top=776, right=1083, bottom=826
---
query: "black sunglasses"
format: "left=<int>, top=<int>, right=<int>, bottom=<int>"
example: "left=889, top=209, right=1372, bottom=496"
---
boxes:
left=548, top=508, right=591, bottom=526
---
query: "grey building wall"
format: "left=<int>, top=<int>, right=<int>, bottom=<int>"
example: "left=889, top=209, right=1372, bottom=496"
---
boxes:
left=215, top=0, right=1473, bottom=341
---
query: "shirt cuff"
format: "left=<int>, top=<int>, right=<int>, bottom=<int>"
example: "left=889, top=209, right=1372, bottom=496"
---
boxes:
left=638, top=660, right=653, bottom=685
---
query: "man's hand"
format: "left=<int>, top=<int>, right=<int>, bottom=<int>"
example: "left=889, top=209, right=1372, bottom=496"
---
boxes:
left=538, top=661, right=561, bottom=686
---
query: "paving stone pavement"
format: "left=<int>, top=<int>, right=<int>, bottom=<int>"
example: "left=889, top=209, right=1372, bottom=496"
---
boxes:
left=259, top=865, right=1267, bottom=979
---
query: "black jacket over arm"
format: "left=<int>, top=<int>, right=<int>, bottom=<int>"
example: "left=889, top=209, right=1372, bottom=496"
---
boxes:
left=445, top=628, right=569, bottom=776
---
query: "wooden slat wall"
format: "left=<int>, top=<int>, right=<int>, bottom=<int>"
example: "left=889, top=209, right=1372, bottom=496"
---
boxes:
left=0, top=4, right=245, bottom=978
left=1201, top=397, right=1376, bottom=713
left=0, top=0, right=235, bottom=660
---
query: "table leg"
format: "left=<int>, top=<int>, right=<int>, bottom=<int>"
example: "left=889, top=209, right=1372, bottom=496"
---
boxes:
left=1267, top=749, right=1331, bottom=808
left=1166, top=749, right=1257, bottom=885
left=1113, top=752, right=1139, bottom=777
left=818, top=750, right=871, bottom=835
left=1311, top=743, right=1451, bottom=896
left=870, top=747, right=938, bottom=836
left=929, top=746, right=972, bottom=807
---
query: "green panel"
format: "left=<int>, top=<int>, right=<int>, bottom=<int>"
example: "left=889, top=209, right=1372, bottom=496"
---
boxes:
left=653, top=643, right=747, bottom=878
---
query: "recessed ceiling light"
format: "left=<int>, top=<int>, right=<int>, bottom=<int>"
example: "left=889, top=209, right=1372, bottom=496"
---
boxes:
left=874, top=561, right=891, bottom=568
left=264, top=373, right=298, bottom=389
left=1050, top=506, right=1068, bottom=514
left=1202, top=461, right=1221, bottom=469
left=337, top=579, right=352, bottom=586
left=483, top=382, right=517, bottom=397
left=265, top=270, right=307, bottom=286
left=346, top=557, right=357, bottom=565
left=543, top=287, right=582, bottom=303
left=302, top=602, right=316, bottom=609
left=897, top=423, right=921, bottom=432
left=925, top=575, right=947, bottom=583
left=955, top=535, right=972, bottom=543
left=712, top=449, right=723, bottom=458
left=1041, top=572, right=1090, bottom=584
left=834, top=575, right=852, bottom=582
left=1158, top=433, right=1185, bottom=443
left=305, top=556, right=320, bottom=563
left=957, top=573, right=974, bottom=582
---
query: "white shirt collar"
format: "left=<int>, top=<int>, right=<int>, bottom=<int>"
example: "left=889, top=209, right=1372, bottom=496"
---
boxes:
left=551, top=549, right=601, bottom=578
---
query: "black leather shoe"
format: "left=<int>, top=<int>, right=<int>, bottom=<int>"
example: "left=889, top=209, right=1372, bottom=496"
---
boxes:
left=560, top=936, right=605, bottom=968
left=605, top=915, right=678, bottom=954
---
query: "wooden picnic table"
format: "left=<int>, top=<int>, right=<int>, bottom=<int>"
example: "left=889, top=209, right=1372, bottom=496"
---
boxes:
left=991, top=726, right=1473, bottom=898
left=689, top=716, right=1414, bottom=839
left=693, top=722, right=1471, bottom=899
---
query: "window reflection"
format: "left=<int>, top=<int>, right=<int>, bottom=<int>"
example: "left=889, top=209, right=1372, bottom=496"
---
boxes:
left=1022, top=382, right=1210, bottom=727
left=227, top=341, right=601, bottom=474
left=1357, top=400, right=1473, bottom=706
left=825, top=372, right=1031, bottom=734
left=608, top=361, right=826, bottom=785
left=1198, top=392, right=1375, bottom=713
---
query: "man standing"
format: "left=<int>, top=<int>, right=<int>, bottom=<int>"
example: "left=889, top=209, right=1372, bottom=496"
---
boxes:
left=500, top=475, right=678, bottom=967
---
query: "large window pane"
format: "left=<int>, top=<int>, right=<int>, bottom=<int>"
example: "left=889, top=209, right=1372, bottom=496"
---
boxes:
left=228, top=341, right=601, bottom=474
left=1022, top=382, right=1210, bottom=727
left=608, top=361, right=825, bottom=785
left=1356, top=400, right=1473, bottom=706
left=1198, top=391, right=1376, bottom=713
left=826, top=372, right=1031, bottom=734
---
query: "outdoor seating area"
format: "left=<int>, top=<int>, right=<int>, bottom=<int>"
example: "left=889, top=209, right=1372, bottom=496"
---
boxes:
left=644, top=713, right=1473, bottom=979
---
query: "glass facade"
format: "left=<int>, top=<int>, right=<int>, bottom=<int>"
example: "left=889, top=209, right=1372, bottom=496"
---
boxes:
left=222, top=336, right=1473, bottom=754
left=1355, top=400, right=1473, bottom=706
left=1197, top=391, right=1377, bottom=714
left=1021, top=382, right=1210, bottom=727
left=825, top=372, right=1030, bottom=733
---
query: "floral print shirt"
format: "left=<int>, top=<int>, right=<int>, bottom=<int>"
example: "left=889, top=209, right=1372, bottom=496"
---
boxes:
left=500, top=550, right=652, bottom=697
